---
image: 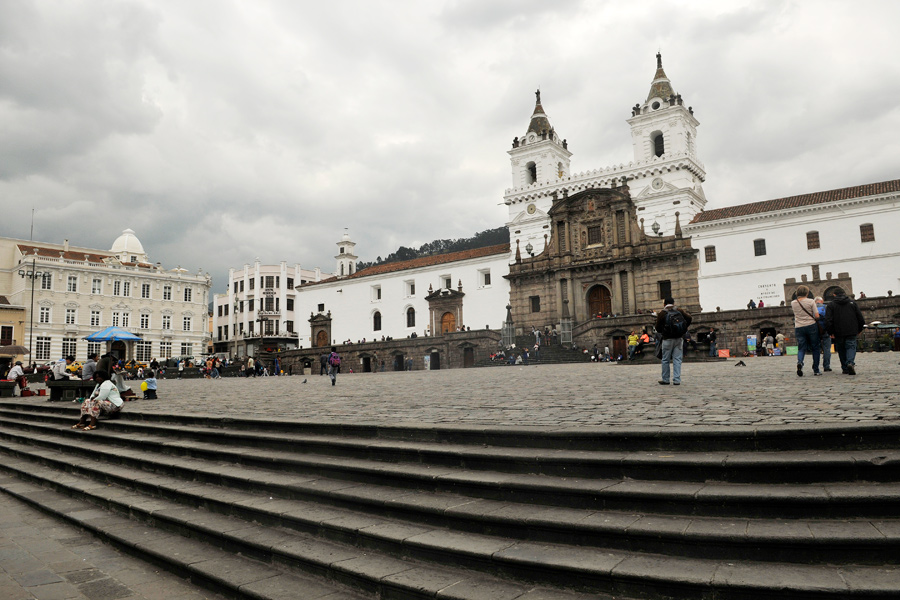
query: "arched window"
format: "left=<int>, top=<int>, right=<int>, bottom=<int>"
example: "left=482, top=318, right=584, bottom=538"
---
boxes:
left=373, top=311, right=382, bottom=331
left=652, top=132, right=665, bottom=157
left=340, top=263, right=344, bottom=276
left=406, top=307, right=415, bottom=327
left=526, top=162, right=537, bottom=184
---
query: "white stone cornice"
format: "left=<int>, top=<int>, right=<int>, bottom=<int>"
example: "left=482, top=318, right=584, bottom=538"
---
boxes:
left=684, top=192, right=900, bottom=234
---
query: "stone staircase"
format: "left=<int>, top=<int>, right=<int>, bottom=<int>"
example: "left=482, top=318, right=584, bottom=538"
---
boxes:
left=0, top=401, right=898, bottom=599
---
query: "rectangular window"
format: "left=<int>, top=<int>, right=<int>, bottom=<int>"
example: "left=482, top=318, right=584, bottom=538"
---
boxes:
left=444, top=277, right=452, bottom=289
left=162, top=315, right=171, bottom=330
left=136, top=341, right=152, bottom=362
left=92, top=278, right=102, bottom=294
left=480, top=270, right=492, bottom=287
left=41, top=273, right=52, bottom=290
left=121, top=313, right=129, bottom=328
left=0, top=326, right=12, bottom=346
left=62, top=337, right=77, bottom=357
left=286, top=298, right=294, bottom=311
left=587, top=225, right=603, bottom=246
left=39, top=306, right=50, bottom=323
left=286, top=278, right=293, bottom=289
left=180, top=342, right=192, bottom=357
left=372, top=286, right=381, bottom=301
left=249, top=278, right=254, bottom=290
left=141, top=283, right=151, bottom=299
left=317, top=303, right=325, bottom=312
left=184, top=287, right=192, bottom=302
left=67, top=276, right=77, bottom=292
left=233, top=281, right=238, bottom=293
left=240, top=280, right=245, bottom=292
left=113, top=281, right=121, bottom=296
left=159, top=342, right=172, bottom=359
left=35, top=336, right=51, bottom=361
left=217, top=306, right=223, bottom=317
left=658, top=280, right=672, bottom=300
left=65, top=308, right=76, bottom=325
left=704, top=246, right=717, bottom=263
left=248, top=299, right=254, bottom=312
left=224, top=304, right=229, bottom=316
left=805, top=231, right=820, bottom=250
left=217, top=326, right=222, bottom=341
left=754, top=239, right=767, bottom=256
left=530, top=296, right=541, bottom=313
left=183, top=316, right=192, bottom=331
left=265, top=297, right=274, bottom=311
left=276, top=276, right=280, bottom=288
left=90, top=310, right=101, bottom=327
left=223, top=325, right=228, bottom=339
left=860, top=223, right=875, bottom=243
left=112, top=312, right=120, bottom=327
left=87, top=342, right=102, bottom=357
left=286, top=320, right=294, bottom=333
left=406, top=281, right=416, bottom=296
left=122, top=281, right=131, bottom=296
left=163, top=285, right=172, bottom=300
left=140, top=314, right=149, bottom=329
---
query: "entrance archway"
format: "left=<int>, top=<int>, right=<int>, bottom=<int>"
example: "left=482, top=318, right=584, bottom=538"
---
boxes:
left=315, top=330, right=329, bottom=347
left=823, top=286, right=845, bottom=302
left=463, top=347, right=475, bottom=368
left=588, top=285, right=612, bottom=317
left=441, top=312, right=456, bottom=334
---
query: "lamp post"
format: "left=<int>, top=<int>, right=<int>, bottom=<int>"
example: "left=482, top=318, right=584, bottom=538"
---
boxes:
left=232, top=297, right=240, bottom=360
left=17, top=258, right=45, bottom=365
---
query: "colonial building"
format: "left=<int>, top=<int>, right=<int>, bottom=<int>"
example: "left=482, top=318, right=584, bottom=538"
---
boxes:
left=506, top=54, right=707, bottom=265
left=684, top=180, right=900, bottom=311
left=211, top=259, right=323, bottom=357
left=0, top=230, right=211, bottom=363
left=296, top=233, right=510, bottom=349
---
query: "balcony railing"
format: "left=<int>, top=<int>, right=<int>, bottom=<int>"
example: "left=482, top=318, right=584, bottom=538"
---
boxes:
left=237, top=331, right=298, bottom=340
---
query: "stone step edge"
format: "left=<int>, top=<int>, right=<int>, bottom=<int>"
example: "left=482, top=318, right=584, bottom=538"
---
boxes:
left=0, top=475, right=373, bottom=600
left=0, top=457, right=620, bottom=600
left=0, top=430, right=897, bottom=567
left=3, top=408, right=896, bottom=484
left=0, top=453, right=892, bottom=600
left=4, top=400, right=900, bottom=451
left=2, top=417, right=899, bottom=521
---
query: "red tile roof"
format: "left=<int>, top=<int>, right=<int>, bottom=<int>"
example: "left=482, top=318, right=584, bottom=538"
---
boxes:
left=17, top=244, right=112, bottom=263
left=689, top=179, right=900, bottom=224
left=300, top=244, right=510, bottom=288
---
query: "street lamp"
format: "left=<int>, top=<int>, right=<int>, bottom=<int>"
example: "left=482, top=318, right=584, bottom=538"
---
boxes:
left=17, top=258, right=45, bottom=365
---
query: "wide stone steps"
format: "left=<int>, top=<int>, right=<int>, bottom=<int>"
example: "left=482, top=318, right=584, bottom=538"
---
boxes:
left=0, top=402, right=899, bottom=598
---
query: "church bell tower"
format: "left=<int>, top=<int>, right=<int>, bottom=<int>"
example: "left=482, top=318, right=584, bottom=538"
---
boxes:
left=335, top=230, right=357, bottom=278
left=508, top=90, right=572, bottom=189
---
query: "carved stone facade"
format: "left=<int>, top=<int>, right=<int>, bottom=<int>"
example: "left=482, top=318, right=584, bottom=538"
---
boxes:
left=424, top=282, right=465, bottom=335
left=308, top=312, right=332, bottom=348
left=506, top=184, right=700, bottom=335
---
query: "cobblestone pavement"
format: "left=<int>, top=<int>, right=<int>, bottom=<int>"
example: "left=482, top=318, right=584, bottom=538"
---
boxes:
left=0, top=485, right=227, bottom=600
left=69, top=353, right=900, bottom=428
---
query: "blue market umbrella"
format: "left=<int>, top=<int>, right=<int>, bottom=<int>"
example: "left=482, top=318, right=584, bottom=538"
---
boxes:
left=83, top=327, right=143, bottom=342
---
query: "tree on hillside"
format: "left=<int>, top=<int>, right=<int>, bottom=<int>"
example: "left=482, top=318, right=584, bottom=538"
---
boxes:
left=355, top=227, right=509, bottom=271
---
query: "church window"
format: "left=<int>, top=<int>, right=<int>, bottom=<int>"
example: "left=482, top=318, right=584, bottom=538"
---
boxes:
left=318, top=303, right=324, bottom=312
left=806, top=231, right=820, bottom=250
left=339, top=247, right=345, bottom=254
left=530, top=296, right=541, bottom=313
left=406, top=307, right=415, bottom=327
left=860, top=223, right=875, bottom=243
left=479, top=269, right=491, bottom=287
left=340, top=264, right=344, bottom=276
left=652, top=132, right=665, bottom=157
left=658, top=280, right=672, bottom=300
left=704, top=246, right=717, bottom=263
left=754, top=239, right=767, bottom=256
left=587, top=225, right=603, bottom=246
left=652, top=101, right=661, bottom=110
left=372, top=286, right=381, bottom=301
left=526, top=162, right=537, bottom=184
left=373, top=311, right=382, bottom=331
left=444, top=277, right=452, bottom=289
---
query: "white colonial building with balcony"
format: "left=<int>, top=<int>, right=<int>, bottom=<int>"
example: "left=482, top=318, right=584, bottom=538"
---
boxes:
left=0, top=230, right=212, bottom=363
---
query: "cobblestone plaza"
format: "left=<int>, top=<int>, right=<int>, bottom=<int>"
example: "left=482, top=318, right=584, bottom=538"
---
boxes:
left=128, top=354, right=899, bottom=428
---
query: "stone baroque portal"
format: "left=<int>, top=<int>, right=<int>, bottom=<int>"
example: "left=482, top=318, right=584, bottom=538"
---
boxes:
left=506, top=183, right=700, bottom=331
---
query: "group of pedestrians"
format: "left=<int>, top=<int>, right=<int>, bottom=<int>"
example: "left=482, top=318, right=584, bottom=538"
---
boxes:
left=792, top=285, right=864, bottom=376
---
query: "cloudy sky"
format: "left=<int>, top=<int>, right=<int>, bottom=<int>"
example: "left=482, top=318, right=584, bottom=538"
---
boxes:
left=2, top=0, right=898, bottom=293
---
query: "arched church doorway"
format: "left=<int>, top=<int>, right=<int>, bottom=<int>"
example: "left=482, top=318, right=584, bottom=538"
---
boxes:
left=441, top=312, right=456, bottom=334
left=316, top=330, right=329, bottom=347
left=823, top=286, right=845, bottom=302
left=588, top=285, right=612, bottom=317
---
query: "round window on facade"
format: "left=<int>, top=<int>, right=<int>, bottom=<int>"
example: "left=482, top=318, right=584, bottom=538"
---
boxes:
left=651, top=101, right=660, bottom=110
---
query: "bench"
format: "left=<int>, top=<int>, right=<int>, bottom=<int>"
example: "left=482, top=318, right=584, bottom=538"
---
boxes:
left=0, top=381, right=16, bottom=398
left=46, top=379, right=95, bottom=402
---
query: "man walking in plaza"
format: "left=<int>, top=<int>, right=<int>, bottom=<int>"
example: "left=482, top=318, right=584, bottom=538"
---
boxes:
left=825, top=288, right=865, bottom=375
left=655, top=297, right=692, bottom=385
left=327, top=346, right=341, bottom=386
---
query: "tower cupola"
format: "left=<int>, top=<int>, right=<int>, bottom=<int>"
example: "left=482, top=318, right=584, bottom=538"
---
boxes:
left=508, top=90, right=572, bottom=188
left=335, top=229, right=357, bottom=278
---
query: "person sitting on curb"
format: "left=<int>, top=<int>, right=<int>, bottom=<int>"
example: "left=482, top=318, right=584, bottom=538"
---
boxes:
left=72, top=370, right=123, bottom=431
left=143, top=369, right=158, bottom=399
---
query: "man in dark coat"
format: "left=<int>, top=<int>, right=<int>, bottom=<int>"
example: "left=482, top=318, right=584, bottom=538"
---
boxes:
left=824, top=288, right=865, bottom=375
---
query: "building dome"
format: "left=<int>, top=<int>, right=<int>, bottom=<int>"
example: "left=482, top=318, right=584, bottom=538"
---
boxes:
left=110, top=229, right=147, bottom=261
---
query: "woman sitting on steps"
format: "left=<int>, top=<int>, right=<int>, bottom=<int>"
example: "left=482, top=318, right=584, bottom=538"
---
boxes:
left=72, top=370, right=124, bottom=431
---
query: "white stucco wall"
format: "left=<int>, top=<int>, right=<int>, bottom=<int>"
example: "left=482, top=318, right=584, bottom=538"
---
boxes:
left=684, top=192, right=900, bottom=311
left=294, top=251, right=511, bottom=347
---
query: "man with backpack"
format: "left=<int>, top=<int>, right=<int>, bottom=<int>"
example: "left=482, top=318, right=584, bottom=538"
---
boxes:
left=654, top=297, right=692, bottom=386
left=327, top=346, right=341, bottom=386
